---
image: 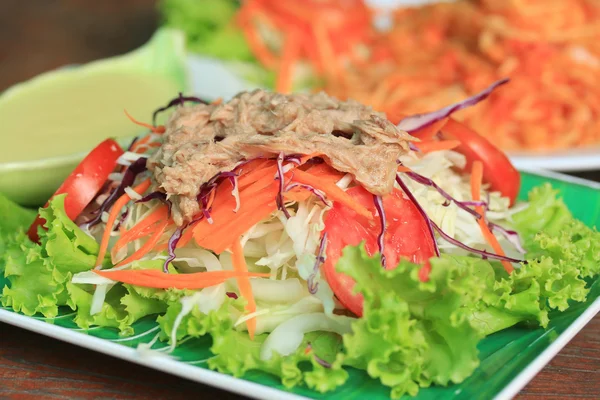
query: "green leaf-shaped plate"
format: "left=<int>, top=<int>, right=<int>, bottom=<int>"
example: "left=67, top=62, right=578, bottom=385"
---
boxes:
left=1, top=169, right=599, bottom=400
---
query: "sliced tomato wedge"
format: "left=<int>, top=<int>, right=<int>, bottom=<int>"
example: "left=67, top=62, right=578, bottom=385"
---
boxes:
left=439, top=119, right=520, bottom=205
left=322, top=186, right=436, bottom=316
left=27, top=139, right=124, bottom=242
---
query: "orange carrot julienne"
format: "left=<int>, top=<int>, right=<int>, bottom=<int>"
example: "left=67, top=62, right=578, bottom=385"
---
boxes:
left=414, top=140, right=461, bottom=153
left=94, top=269, right=269, bottom=290
left=116, top=219, right=170, bottom=267
left=397, top=166, right=413, bottom=173
left=410, top=118, right=449, bottom=140
left=124, top=110, right=165, bottom=134
left=95, top=179, right=151, bottom=267
left=275, top=30, right=300, bottom=93
left=232, top=238, right=257, bottom=340
left=290, top=169, right=372, bottom=219
left=113, top=205, right=170, bottom=253
left=471, top=161, right=514, bottom=274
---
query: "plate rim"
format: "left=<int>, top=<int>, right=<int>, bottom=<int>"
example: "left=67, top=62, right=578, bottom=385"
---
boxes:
left=1, top=168, right=599, bottom=400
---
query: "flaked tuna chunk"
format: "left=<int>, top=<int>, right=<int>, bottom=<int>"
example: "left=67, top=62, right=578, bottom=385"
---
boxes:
left=148, top=90, right=415, bottom=225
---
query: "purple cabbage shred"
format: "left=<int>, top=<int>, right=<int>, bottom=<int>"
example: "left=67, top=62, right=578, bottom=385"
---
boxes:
left=136, top=191, right=173, bottom=217
left=395, top=175, right=441, bottom=257
left=397, top=78, right=509, bottom=133
left=284, top=183, right=331, bottom=207
left=307, top=232, right=327, bottom=294
left=373, top=195, right=387, bottom=268
left=152, top=92, right=209, bottom=126
left=85, top=157, right=148, bottom=229
left=275, top=153, right=291, bottom=218
left=396, top=173, right=526, bottom=264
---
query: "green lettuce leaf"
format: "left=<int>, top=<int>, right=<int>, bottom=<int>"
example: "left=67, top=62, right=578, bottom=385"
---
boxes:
left=68, top=259, right=179, bottom=335
left=1, top=195, right=96, bottom=317
left=0, top=192, right=35, bottom=234
left=157, top=297, right=349, bottom=393
left=337, top=245, right=487, bottom=398
left=159, top=0, right=254, bottom=61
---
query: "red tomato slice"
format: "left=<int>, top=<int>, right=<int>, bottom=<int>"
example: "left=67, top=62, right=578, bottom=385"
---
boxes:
left=27, top=139, right=124, bottom=242
left=440, top=119, right=520, bottom=205
left=322, top=186, right=436, bottom=316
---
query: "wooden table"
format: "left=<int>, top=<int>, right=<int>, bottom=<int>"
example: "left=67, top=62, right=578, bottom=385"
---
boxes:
left=0, top=1, right=598, bottom=399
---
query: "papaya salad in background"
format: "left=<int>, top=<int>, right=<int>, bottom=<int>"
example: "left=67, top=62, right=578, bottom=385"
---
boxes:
left=1, top=81, right=600, bottom=399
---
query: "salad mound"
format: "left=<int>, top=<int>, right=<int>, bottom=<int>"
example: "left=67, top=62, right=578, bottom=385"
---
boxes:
left=1, top=88, right=599, bottom=398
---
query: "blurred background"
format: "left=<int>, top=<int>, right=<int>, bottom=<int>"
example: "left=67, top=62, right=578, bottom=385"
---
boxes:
left=0, top=0, right=158, bottom=91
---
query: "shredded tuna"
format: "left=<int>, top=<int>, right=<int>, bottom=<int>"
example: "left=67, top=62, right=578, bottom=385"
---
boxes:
left=148, top=90, right=414, bottom=224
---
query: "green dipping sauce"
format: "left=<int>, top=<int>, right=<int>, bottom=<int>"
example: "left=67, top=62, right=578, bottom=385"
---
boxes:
left=0, top=28, right=188, bottom=206
left=0, top=72, right=180, bottom=163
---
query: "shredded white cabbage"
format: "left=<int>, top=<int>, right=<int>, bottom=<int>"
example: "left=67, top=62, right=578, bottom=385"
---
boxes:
left=250, top=278, right=307, bottom=303
left=398, top=149, right=517, bottom=254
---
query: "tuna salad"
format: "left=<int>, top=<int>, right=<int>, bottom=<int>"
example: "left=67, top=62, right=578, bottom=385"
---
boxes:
left=148, top=90, right=414, bottom=224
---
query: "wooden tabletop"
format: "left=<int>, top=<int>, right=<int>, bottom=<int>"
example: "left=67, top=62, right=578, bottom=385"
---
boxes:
left=0, top=1, right=598, bottom=399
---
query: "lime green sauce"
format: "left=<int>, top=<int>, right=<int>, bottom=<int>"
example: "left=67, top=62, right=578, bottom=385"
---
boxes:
left=0, top=72, right=180, bottom=163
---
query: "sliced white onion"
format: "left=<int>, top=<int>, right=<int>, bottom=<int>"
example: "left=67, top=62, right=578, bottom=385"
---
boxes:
left=124, top=186, right=143, bottom=201
left=72, top=271, right=116, bottom=286
left=251, top=278, right=307, bottom=304
left=335, top=173, right=353, bottom=190
left=260, top=313, right=353, bottom=360
left=90, top=284, right=112, bottom=315
left=175, top=248, right=223, bottom=271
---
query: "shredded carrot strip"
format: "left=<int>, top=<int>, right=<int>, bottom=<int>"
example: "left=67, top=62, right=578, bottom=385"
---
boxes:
left=232, top=238, right=257, bottom=340
left=275, top=30, right=300, bottom=93
left=115, top=219, right=170, bottom=267
left=211, top=98, right=223, bottom=105
left=290, top=169, right=372, bottom=219
left=113, top=206, right=170, bottom=254
left=124, top=110, right=165, bottom=134
left=397, top=166, right=413, bottom=173
left=410, top=118, right=449, bottom=140
left=238, top=11, right=277, bottom=68
left=94, top=269, right=269, bottom=290
left=95, top=179, right=151, bottom=267
left=414, top=140, right=461, bottom=153
left=471, top=161, right=514, bottom=274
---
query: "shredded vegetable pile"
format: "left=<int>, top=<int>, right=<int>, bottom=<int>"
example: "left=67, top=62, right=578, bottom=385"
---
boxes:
left=1, top=90, right=600, bottom=399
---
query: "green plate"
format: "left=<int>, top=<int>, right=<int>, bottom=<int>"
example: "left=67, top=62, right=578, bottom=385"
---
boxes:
left=1, top=170, right=599, bottom=400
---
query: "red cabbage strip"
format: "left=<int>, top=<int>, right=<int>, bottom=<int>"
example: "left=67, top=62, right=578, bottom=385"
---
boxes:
left=136, top=191, right=173, bottom=217
left=397, top=173, right=525, bottom=264
left=373, top=195, right=387, bottom=268
left=162, top=215, right=204, bottom=273
left=395, top=175, right=440, bottom=257
left=307, top=232, right=327, bottom=294
left=396, top=78, right=509, bottom=133
left=284, top=182, right=331, bottom=207
left=402, top=170, right=526, bottom=254
left=306, top=343, right=332, bottom=368
left=404, top=171, right=486, bottom=219
left=114, top=209, right=130, bottom=232
left=275, top=153, right=291, bottom=218
left=152, top=92, right=209, bottom=126
left=85, top=157, right=148, bottom=229
left=163, top=225, right=184, bottom=273
left=226, top=292, right=238, bottom=299
left=489, top=222, right=526, bottom=254
left=431, top=221, right=524, bottom=263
